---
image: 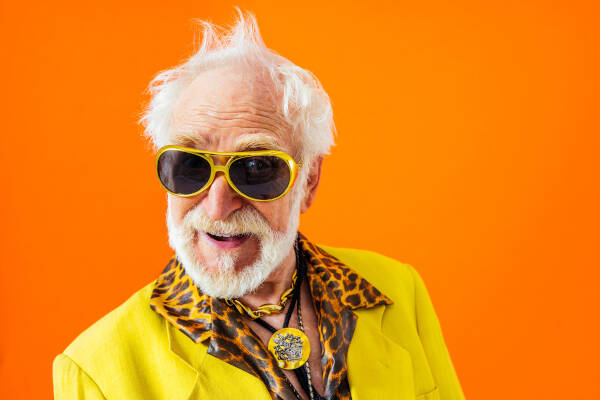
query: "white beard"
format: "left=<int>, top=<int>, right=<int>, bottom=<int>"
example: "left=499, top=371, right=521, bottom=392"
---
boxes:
left=166, top=192, right=303, bottom=299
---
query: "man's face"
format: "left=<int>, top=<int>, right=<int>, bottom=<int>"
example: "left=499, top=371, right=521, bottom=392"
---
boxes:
left=165, top=67, right=306, bottom=298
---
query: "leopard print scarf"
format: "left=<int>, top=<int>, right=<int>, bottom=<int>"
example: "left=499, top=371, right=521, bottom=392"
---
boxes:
left=150, top=233, right=392, bottom=399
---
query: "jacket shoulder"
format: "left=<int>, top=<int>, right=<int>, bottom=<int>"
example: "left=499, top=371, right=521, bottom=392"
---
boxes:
left=61, top=281, right=165, bottom=368
left=54, top=281, right=199, bottom=399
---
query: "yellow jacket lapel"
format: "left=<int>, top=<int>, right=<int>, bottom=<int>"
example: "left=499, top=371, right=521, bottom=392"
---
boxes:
left=166, top=321, right=270, bottom=399
left=347, top=305, right=417, bottom=400
left=159, top=320, right=200, bottom=400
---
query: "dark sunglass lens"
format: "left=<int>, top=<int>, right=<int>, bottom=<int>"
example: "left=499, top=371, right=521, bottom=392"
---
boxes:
left=157, top=151, right=211, bottom=195
left=229, top=156, right=291, bottom=200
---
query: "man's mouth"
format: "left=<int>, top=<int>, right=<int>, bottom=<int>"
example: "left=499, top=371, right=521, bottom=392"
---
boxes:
left=206, top=233, right=249, bottom=242
left=203, top=232, right=251, bottom=248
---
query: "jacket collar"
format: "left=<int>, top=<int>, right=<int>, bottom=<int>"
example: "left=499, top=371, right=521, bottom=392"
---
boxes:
left=150, top=233, right=393, bottom=399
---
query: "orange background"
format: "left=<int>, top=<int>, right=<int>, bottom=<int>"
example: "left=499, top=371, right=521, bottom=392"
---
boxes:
left=1, top=1, right=599, bottom=398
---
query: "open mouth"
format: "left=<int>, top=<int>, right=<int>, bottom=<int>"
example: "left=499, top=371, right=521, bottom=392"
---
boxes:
left=203, top=232, right=251, bottom=249
left=206, top=232, right=250, bottom=242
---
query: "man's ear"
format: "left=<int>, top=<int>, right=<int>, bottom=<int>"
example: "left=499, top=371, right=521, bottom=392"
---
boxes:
left=300, top=156, right=323, bottom=213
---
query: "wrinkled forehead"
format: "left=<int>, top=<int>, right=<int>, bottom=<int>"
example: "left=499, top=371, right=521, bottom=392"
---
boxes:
left=169, top=67, right=296, bottom=154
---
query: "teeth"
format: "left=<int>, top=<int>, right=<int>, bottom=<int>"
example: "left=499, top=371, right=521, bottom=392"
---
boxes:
left=208, top=232, right=247, bottom=238
left=205, top=232, right=250, bottom=243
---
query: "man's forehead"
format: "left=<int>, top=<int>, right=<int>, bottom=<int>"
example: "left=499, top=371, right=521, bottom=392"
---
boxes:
left=174, top=67, right=278, bottom=111
left=168, top=67, right=294, bottom=153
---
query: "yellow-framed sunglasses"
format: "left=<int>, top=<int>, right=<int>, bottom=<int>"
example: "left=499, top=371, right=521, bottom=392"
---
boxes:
left=156, top=145, right=300, bottom=202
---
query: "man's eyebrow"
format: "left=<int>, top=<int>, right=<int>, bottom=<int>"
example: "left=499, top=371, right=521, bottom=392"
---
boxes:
left=171, top=132, right=209, bottom=148
left=234, top=134, right=282, bottom=151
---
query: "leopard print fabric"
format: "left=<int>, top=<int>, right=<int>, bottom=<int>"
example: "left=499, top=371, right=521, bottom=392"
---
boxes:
left=150, top=234, right=392, bottom=400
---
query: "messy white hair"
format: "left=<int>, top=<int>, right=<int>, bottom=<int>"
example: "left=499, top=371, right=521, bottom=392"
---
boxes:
left=139, top=10, right=335, bottom=163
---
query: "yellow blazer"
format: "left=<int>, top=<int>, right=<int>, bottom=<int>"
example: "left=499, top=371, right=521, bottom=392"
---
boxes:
left=53, top=246, right=465, bottom=399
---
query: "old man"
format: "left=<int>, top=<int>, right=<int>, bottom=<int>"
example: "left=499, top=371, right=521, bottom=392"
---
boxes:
left=53, top=12, right=465, bottom=400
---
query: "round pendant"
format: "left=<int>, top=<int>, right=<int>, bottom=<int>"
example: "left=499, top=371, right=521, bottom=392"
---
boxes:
left=267, top=327, right=310, bottom=370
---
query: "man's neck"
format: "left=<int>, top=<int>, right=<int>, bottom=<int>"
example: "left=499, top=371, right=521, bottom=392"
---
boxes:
left=238, top=247, right=297, bottom=308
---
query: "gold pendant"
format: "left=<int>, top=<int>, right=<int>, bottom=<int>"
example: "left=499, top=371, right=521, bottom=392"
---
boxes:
left=267, top=327, right=310, bottom=370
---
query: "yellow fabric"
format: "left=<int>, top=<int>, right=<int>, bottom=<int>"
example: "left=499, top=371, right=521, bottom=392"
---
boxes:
left=53, top=246, right=465, bottom=399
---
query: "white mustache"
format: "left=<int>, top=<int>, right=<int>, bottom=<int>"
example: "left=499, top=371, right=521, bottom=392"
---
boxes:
left=183, top=205, right=274, bottom=239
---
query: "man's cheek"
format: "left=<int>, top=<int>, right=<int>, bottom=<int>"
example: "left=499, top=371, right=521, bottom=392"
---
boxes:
left=170, top=196, right=193, bottom=221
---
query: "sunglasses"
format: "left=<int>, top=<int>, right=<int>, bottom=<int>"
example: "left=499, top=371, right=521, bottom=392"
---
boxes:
left=156, top=145, right=301, bottom=202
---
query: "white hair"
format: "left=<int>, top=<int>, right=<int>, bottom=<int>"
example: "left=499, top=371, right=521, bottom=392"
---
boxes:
left=139, top=10, right=335, bottom=163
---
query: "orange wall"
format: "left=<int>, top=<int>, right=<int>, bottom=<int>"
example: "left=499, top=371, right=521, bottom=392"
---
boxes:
left=2, top=1, right=599, bottom=398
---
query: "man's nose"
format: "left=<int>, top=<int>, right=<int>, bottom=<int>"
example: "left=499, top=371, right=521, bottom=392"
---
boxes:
left=202, top=173, right=244, bottom=221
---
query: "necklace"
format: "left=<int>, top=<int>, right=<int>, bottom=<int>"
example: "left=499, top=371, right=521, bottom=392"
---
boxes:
left=296, top=286, right=316, bottom=400
left=224, top=269, right=297, bottom=319
left=252, top=240, right=323, bottom=400
left=264, top=256, right=310, bottom=370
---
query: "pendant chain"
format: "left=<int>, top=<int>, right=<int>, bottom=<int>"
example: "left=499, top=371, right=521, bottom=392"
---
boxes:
left=229, top=238, right=320, bottom=400
left=297, top=291, right=315, bottom=400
